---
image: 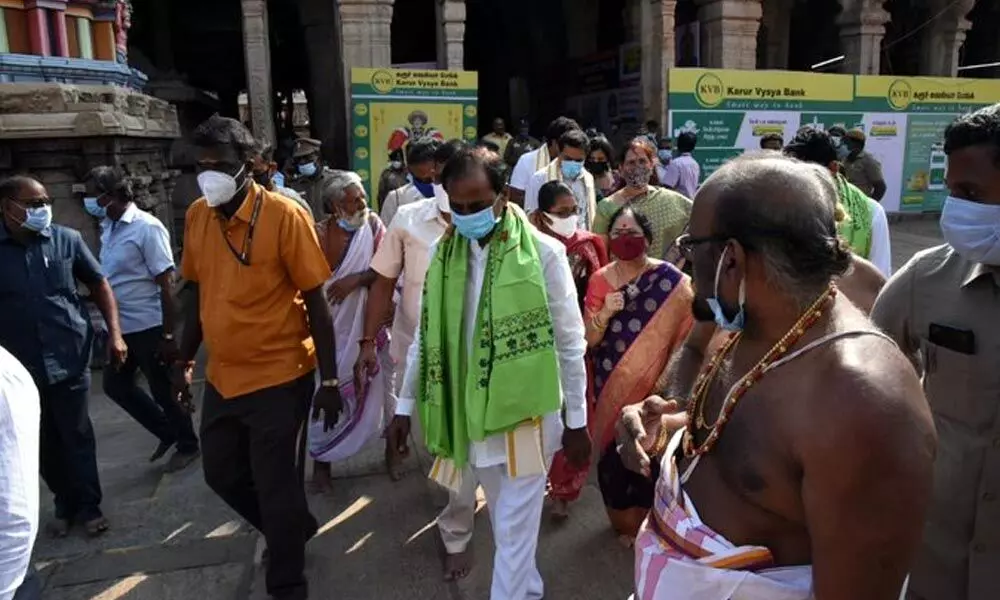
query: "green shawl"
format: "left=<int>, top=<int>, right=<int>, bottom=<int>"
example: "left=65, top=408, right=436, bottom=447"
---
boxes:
left=418, top=206, right=561, bottom=468
left=835, top=173, right=873, bottom=259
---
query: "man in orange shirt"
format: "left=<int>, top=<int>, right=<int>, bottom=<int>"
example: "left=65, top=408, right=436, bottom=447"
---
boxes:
left=172, top=116, right=341, bottom=600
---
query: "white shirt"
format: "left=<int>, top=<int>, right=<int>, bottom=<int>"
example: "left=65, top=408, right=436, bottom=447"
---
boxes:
left=662, top=153, right=700, bottom=199
left=370, top=198, right=449, bottom=365
left=524, top=167, right=592, bottom=229
left=509, top=147, right=545, bottom=192
left=99, top=204, right=175, bottom=335
left=867, top=197, right=892, bottom=277
left=0, top=346, right=39, bottom=600
left=380, top=183, right=429, bottom=227
left=397, top=224, right=588, bottom=468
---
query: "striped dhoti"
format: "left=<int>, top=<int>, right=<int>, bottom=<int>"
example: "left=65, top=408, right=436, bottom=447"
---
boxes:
left=632, top=429, right=814, bottom=600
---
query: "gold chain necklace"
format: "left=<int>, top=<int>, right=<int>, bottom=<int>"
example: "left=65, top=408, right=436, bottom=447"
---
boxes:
left=683, top=284, right=838, bottom=458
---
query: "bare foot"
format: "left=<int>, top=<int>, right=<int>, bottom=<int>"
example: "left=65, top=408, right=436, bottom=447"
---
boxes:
left=550, top=499, right=570, bottom=522
left=46, top=518, right=70, bottom=538
left=385, top=446, right=405, bottom=482
left=84, top=516, right=110, bottom=537
left=308, top=462, right=334, bottom=495
left=443, top=550, right=473, bottom=581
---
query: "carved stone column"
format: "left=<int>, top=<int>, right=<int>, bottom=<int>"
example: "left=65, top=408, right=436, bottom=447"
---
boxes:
left=696, top=0, right=762, bottom=69
left=759, top=0, right=792, bottom=69
left=338, top=0, right=394, bottom=69
left=837, top=0, right=890, bottom=74
left=436, top=0, right=466, bottom=70
left=241, top=0, right=275, bottom=147
left=920, top=0, right=976, bottom=76
left=642, top=0, right=677, bottom=127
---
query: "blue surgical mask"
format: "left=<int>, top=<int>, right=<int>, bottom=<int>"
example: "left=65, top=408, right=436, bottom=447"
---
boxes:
left=560, top=159, right=583, bottom=180
left=657, top=150, right=672, bottom=163
left=452, top=203, right=499, bottom=241
left=272, top=171, right=285, bottom=188
left=390, top=160, right=403, bottom=170
left=84, top=196, right=106, bottom=219
left=337, top=209, right=367, bottom=232
left=706, top=246, right=746, bottom=331
left=18, top=204, right=53, bottom=233
left=835, top=144, right=850, bottom=160
left=298, top=162, right=318, bottom=177
left=941, top=195, right=1000, bottom=265
left=412, top=179, right=435, bottom=198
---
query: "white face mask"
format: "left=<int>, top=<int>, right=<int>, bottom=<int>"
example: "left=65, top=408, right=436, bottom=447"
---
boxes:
left=940, top=195, right=1000, bottom=265
left=434, top=183, right=450, bottom=214
left=546, top=213, right=578, bottom=238
left=197, top=165, right=246, bottom=207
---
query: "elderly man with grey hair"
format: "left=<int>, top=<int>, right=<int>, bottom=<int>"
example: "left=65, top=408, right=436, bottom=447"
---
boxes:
left=618, top=153, right=935, bottom=600
left=306, top=169, right=394, bottom=493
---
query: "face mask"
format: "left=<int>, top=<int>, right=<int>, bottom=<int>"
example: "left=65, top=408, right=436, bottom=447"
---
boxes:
left=197, top=165, right=246, bottom=208
left=546, top=213, right=578, bottom=238
left=940, top=195, right=1000, bottom=265
left=706, top=246, right=746, bottom=332
left=585, top=161, right=609, bottom=175
left=84, top=196, right=106, bottom=219
left=609, top=234, right=647, bottom=260
left=390, top=160, right=403, bottom=170
left=337, top=209, right=367, bottom=232
left=452, top=203, right=499, bottom=241
left=298, top=161, right=318, bottom=177
left=560, top=159, right=584, bottom=180
left=272, top=171, right=285, bottom=188
left=835, top=144, right=850, bottom=161
left=413, top=178, right=435, bottom=198
left=433, top=183, right=450, bottom=214
left=16, top=204, right=53, bottom=232
left=657, top=150, right=672, bottom=163
left=623, top=164, right=652, bottom=188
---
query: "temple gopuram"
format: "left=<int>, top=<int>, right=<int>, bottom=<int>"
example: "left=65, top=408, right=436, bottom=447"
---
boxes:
left=0, top=0, right=180, bottom=255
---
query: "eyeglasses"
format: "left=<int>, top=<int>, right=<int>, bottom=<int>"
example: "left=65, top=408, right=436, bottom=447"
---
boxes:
left=675, top=232, right=728, bottom=260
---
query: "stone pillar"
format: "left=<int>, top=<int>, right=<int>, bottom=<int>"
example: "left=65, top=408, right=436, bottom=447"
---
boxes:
left=241, top=0, right=275, bottom=147
left=436, top=0, right=466, bottom=70
left=26, top=8, right=49, bottom=56
left=759, top=0, right=792, bottom=69
left=920, top=0, right=976, bottom=76
left=642, top=0, right=677, bottom=128
left=338, top=0, right=394, bottom=69
left=53, top=10, right=70, bottom=57
left=837, top=0, right=890, bottom=74
left=696, top=0, right=762, bottom=69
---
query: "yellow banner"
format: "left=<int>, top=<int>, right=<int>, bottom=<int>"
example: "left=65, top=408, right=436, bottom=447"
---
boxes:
left=668, top=68, right=854, bottom=107
left=351, top=68, right=478, bottom=93
left=855, top=76, right=1000, bottom=110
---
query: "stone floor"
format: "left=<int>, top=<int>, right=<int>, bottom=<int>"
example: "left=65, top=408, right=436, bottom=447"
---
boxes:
left=32, top=219, right=945, bottom=600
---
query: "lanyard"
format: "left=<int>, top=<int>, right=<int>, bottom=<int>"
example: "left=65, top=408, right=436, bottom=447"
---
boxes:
left=218, top=193, right=264, bottom=266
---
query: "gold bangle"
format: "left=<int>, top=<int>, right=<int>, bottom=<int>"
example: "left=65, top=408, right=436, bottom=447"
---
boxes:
left=649, top=419, right=673, bottom=457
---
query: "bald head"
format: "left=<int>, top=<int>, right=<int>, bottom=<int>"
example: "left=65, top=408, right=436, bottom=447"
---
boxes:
left=692, top=153, right=850, bottom=298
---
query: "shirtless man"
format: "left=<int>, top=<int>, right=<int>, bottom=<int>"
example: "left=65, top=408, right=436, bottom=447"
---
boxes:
left=618, top=154, right=936, bottom=600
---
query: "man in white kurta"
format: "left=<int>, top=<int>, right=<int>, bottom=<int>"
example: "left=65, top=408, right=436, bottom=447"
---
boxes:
left=393, top=148, right=589, bottom=600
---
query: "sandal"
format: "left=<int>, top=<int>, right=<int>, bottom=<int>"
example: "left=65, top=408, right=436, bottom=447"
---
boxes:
left=46, top=518, right=71, bottom=538
left=84, top=516, right=110, bottom=537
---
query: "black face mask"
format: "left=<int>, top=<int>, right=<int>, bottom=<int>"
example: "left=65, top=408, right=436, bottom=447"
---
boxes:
left=586, top=161, right=610, bottom=175
left=691, top=296, right=716, bottom=323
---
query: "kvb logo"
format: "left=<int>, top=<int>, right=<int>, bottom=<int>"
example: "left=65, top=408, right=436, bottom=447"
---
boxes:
left=887, top=79, right=913, bottom=111
left=694, top=73, right=725, bottom=108
left=371, top=70, right=395, bottom=94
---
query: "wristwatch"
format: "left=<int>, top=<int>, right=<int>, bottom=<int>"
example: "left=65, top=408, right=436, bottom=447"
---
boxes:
left=320, top=378, right=340, bottom=389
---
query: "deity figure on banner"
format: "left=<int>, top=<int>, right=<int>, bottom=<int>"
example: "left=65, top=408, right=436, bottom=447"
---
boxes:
left=387, top=110, right=445, bottom=164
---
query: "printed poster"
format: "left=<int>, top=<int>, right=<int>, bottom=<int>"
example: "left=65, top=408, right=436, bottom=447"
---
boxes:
left=350, top=68, right=478, bottom=210
left=666, top=68, right=1000, bottom=213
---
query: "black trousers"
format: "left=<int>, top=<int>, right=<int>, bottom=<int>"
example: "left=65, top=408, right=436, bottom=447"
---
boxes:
left=201, top=372, right=316, bottom=600
left=102, top=326, right=198, bottom=453
left=39, top=372, right=103, bottom=522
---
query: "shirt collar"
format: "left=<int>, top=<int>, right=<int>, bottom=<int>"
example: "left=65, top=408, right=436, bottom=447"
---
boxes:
left=962, top=261, right=1000, bottom=288
left=118, top=202, right=139, bottom=224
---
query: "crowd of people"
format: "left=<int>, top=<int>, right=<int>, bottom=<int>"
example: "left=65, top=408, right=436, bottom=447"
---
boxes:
left=0, top=100, right=998, bottom=600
